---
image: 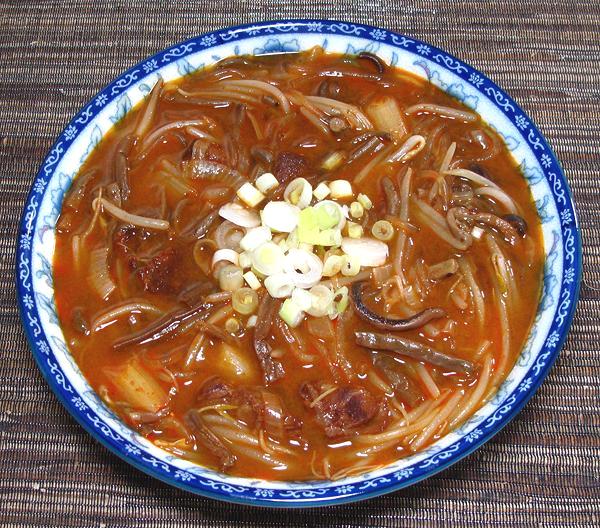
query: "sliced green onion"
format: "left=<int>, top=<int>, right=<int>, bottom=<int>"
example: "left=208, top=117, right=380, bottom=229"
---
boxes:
left=321, top=151, right=346, bottom=171
left=243, top=270, right=262, bottom=290
left=251, top=241, right=285, bottom=276
left=322, top=255, right=343, bottom=277
left=264, top=273, right=295, bottom=298
left=315, top=228, right=342, bottom=247
left=284, top=178, right=312, bottom=209
left=255, top=172, right=279, bottom=194
left=211, top=248, right=239, bottom=269
left=329, top=179, right=353, bottom=199
left=307, top=284, right=334, bottom=317
left=261, top=201, right=300, bottom=233
left=314, top=200, right=345, bottom=229
left=313, top=182, right=331, bottom=200
left=291, top=288, right=312, bottom=311
left=286, top=228, right=300, bottom=249
left=341, top=254, right=361, bottom=276
left=246, top=314, right=258, bottom=328
left=315, top=201, right=341, bottom=229
left=297, top=207, right=320, bottom=244
left=334, top=286, right=349, bottom=313
left=240, top=226, right=272, bottom=251
left=372, top=220, right=394, bottom=241
left=346, top=221, right=363, bottom=239
left=279, top=298, right=305, bottom=328
left=232, top=287, right=259, bottom=315
left=350, top=201, right=364, bottom=219
left=237, top=182, right=265, bottom=208
left=357, top=193, right=373, bottom=210
left=219, top=264, right=244, bottom=292
left=225, top=317, right=240, bottom=333
left=238, top=251, right=253, bottom=269
left=284, top=248, right=323, bottom=289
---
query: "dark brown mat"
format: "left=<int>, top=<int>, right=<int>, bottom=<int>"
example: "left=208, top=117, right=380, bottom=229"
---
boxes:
left=1, top=1, right=598, bottom=526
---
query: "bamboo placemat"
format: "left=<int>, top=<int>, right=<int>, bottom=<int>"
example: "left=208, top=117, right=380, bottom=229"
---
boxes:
left=1, top=1, right=598, bottom=526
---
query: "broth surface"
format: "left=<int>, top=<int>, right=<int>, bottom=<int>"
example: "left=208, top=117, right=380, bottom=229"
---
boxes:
left=54, top=49, right=544, bottom=480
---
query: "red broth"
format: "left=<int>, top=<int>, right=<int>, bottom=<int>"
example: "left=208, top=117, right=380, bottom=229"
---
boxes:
left=54, top=49, right=543, bottom=480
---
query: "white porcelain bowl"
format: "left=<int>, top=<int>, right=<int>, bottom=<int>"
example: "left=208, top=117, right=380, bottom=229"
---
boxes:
left=16, top=20, right=582, bottom=507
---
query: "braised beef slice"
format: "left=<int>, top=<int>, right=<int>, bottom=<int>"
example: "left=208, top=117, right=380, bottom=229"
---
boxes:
left=198, top=376, right=235, bottom=402
left=197, top=377, right=301, bottom=432
left=205, top=142, right=228, bottom=165
left=137, top=247, right=177, bottom=293
left=273, top=151, right=309, bottom=184
left=300, top=381, right=379, bottom=437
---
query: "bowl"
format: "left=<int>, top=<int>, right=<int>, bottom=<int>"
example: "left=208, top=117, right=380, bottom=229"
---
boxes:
left=16, top=19, right=582, bottom=507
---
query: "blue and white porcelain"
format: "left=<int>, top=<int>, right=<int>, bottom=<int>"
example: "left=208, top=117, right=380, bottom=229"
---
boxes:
left=16, top=20, right=581, bottom=507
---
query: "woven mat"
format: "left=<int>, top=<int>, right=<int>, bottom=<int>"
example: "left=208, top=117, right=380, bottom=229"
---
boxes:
left=1, top=1, right=599, bottom=526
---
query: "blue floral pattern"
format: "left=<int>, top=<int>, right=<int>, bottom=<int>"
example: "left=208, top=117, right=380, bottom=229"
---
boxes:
left=16, top=20, right=581, bottom=508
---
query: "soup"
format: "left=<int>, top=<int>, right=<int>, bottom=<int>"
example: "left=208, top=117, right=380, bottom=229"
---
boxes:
left=54, top=48, right=544, bottom=481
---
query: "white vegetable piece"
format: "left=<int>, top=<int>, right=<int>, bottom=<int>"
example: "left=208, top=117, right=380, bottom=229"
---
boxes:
left=246, top=314, right=258, bottom=328
left=264, top=273, right=295, bottom=298
left=237, top=182, right=265, bottom=208
left=261, top=201, right=301, bottom=233
left=291, top=287, right=312, bottom=311
left=329, top=179, right=353, bottom=199
left=219, top=203, right=261, bottom=228
left=240, top=226, right=272, bottom=251
left=341, top=237, right=389, bottom=267
left=255, top=172, right=279, bottom=194
left=243, top=270, right=262, bottom=290
left=251, top=241, right=285, bottom=276
left=211, top=249, right=239, bottom=269
left=284, top=178, right=313, bottom=209
left=313, top=182, right=331, bottom=200
left=283, top=248, right=324, bottom=289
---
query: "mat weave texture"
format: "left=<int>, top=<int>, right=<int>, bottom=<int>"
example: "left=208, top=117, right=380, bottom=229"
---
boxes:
left=1, top=1, right=599, bottom=526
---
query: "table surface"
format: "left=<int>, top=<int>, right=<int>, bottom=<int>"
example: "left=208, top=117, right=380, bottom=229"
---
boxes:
left=1, top=1, right=599, bottom=526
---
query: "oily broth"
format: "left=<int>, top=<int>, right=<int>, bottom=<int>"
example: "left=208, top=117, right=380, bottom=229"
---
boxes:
left=54, top=50, right=544, bottom=480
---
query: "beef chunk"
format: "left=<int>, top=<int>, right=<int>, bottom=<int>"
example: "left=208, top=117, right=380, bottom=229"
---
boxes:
left=204, top=142, right=228, bottom=165
left=273, top=151, right=309, bottom=184
left=137, top=247, right=177, bottom=293
left=300, top=381, right=379, bottom=437
left=197, top=377, right=302, bottom=435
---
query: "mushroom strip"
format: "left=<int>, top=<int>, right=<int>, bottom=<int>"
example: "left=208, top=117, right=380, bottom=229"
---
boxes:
left=193, top=209, right=220, bottom=239
left=350, top=281, right=445, bottom=331
left=373, top=354, right=422, bottom=407
left=357, top=51, right=386, bottom=73
left=356, top=332, right=476, bottom=374
left=253, top=294, right=284, bottom=384
left=452, top=207, right=519, bottom=245
left=113, top=299, right=223, bottom=350
left=381, top=177, right=400, bottom=216
left=113, top=134, right=136, bottom=202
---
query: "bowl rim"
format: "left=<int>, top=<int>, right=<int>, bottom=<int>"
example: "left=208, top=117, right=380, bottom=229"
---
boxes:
left=15, top=18, right=582, bottom=507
